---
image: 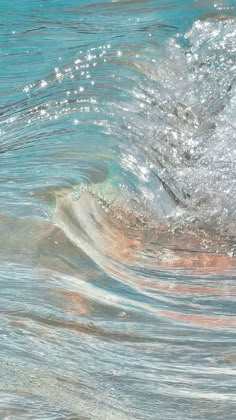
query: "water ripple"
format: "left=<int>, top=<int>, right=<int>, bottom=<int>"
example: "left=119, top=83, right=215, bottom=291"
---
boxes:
left=0, top=1, right=236, bottom=419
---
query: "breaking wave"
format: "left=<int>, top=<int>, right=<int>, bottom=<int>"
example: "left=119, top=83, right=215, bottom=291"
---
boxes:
left=1, top=3, right=236, bottom=419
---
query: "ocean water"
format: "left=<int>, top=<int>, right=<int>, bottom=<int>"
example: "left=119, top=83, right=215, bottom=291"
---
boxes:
left=0, top=0, right=236, bottom=419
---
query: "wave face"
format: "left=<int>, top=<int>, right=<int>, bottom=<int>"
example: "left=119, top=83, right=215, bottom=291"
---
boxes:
left=110, top=17, right=236, bottom=223
left=1, top=1, right=236, bottom=419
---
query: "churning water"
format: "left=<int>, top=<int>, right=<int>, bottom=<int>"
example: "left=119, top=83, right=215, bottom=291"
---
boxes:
left=0, top=0, right=236, bottom=419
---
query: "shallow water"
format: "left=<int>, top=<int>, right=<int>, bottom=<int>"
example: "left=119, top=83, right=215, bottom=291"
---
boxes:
left=1, top=0, right=236, bottom=419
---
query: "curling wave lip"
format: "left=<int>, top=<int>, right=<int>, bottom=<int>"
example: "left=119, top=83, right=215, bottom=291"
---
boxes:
left=54, top=184, right=236, bottom=276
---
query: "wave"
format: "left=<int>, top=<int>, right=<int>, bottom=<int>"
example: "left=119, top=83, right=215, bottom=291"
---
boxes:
left=52, top=16, right=236, bottom=278
left=1, top=6, right=236, bottom=419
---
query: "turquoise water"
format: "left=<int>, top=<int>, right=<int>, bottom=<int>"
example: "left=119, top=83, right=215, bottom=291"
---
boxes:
left=1, top=0, right=236, bottom=418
